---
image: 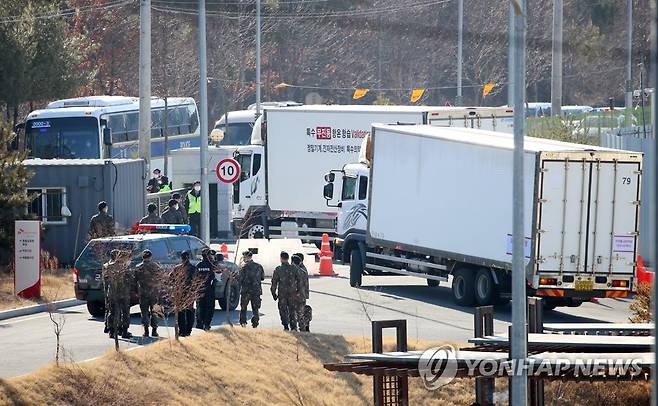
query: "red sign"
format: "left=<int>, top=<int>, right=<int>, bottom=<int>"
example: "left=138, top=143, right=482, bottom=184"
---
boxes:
left=215, top=158, right=241, bottom=184
left=316, top=127, right=331, bottom=140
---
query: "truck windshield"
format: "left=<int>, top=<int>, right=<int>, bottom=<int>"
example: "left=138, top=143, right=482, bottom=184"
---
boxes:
left=342, top=176, right=357, bottom=201
left=215, top=122, right=254, bottom=145
left=25, top=117, right=100, bottom=159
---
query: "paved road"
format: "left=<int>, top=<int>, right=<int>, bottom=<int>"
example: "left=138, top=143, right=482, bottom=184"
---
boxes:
left=0, top=262, right=633, bottom=377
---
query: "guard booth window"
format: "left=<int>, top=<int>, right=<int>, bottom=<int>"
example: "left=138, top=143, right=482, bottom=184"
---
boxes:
left=342, top=177, right=357, bottom=201
left=27, top=188, right=66, bottom=225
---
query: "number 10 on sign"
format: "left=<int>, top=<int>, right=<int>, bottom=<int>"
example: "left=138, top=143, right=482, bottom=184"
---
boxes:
left=216, top=158, right=241, bottom=184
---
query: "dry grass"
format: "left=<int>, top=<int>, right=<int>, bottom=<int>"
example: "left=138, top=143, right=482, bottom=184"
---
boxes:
left=0, top=328, right=649, bottom=405
left=0, top=270, right=75, bottom=311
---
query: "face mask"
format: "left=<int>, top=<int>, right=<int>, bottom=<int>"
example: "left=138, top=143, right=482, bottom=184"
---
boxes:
left=174, top=204, right=179, bottom=210
left=194, top=186, right=201, bottom=192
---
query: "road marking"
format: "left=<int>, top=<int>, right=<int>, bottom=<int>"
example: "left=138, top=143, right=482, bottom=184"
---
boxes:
left=0, top=313, right=49, bottom=326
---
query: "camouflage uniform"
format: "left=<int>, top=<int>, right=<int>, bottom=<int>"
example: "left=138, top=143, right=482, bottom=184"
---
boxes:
left=237, top=260, right=265, bottom=327
left=102, top=258, right=133, bottom=335
left=89, top=212, right=115, bottom=239
left=172, top=260, right=197, bottom=336
left=135, top=258, right=161, bottom=330
left=271, top=263, right=302, bottom=330
left=295, top=263, right=310, bottom=331
left=161, top=208, right=184, bottom=224
left=139, top=212, right=162, bottom=224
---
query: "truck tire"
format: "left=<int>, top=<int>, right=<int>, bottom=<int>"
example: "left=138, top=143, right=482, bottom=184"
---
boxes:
left=349, top=248, right=363, bottom=288
left=86, top=300, right=105, bottom=318
left=474, top=269, right=499, bottom=305
left=218, top=282, right=241, bottom=311
left=427, top=279, right=440, bottom=287
left=451, top=268, right=476, bottom=306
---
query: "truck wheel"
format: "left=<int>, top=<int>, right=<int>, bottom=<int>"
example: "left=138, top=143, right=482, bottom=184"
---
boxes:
left=247, top=224, right=265, bottom=239
left=218, top=282, right=241, bottom=311
left=86, top=300, right=105, bottom=318
left=452, top=268, right=476, bottom=306
left=475, top=269, right=499, bottom=305
left=427, top=279, right=440, bottom=287
left=349, top=248, right=363, bottom=288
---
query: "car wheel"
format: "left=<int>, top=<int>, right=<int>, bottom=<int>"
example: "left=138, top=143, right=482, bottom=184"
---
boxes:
left=87, top=300, right=105, bottom=318
left=451, top=268, right=476, bottom=306
left=218, top=282, right=241, bottom=311
left=349, top=248, right=363, bottom=288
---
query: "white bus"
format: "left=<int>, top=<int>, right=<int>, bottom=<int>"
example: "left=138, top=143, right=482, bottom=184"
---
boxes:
left=22, top=96, right=200, bottom=170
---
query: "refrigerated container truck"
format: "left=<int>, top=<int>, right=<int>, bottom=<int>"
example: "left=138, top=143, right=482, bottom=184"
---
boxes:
left=324, top=124, right=642, bottom=308
left=233, top=105, right=513, bottom=241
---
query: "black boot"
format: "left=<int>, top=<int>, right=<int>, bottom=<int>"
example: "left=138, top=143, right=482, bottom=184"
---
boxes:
left=151, top=327, right=159, bottom=337
left=143, top=326, right=149, bottom=337
left=283, top=323, right=289, bottom=331
left=122, top=330, right=133, bottom=339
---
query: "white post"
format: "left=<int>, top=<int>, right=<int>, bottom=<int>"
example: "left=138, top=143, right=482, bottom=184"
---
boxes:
left=456, top=0, right=463, bottom=106
left=651, top=2, right=658, bottom=406
left=511, top=0, right=528, bottom=403
left=199, top=0, right=210, bottom=243
left=255, top=0, right=261, bottom=115
left=507, top=5, right=514, bottom=107
left=138, top=0, right=152, bottom=181
left=550, top=0, right=563, bottom=117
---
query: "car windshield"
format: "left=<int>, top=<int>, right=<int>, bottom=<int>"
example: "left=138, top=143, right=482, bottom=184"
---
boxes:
left=25, top=117, right=100, bottom=159
left=215, top=122, right=254, bottom=146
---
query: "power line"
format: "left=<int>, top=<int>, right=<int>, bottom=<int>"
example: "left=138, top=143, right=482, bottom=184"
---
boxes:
left=151, top=0, right=453, bottom=20
left=0, top=0, right=134, bottom=24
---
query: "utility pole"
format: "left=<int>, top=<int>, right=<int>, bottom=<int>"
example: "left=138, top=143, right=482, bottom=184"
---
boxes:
left=550, top=0, right=563, bottom=116
left=625, top=0, right=633, bottom=124
left=511, top=0, right=528, bottom=404
left=507, top=5, right=515, bottom=107
left=255, top=0, right=261, bottom=115
left=198, top=0, right=210, bottom=243
left=138, top=0, right=151, bottom=184
left=456, top=0, right=463, bottom=106
left=652, top=2, right=658, bottom=405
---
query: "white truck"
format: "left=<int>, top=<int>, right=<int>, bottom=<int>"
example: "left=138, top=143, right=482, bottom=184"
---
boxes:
left=324, top=124, right=642, bottom=308
left=231, top=105, right=513, bottom=241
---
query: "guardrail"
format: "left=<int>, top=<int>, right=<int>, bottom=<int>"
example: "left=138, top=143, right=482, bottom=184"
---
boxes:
left=146, top=188, right=187, bottom=215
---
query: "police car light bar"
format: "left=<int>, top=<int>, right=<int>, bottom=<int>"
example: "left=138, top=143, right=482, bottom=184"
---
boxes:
left=137, top=224, right=191, bottom=233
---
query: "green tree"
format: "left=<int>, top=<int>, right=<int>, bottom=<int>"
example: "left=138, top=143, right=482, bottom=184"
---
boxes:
left=0, top=123, right=34, bottom=264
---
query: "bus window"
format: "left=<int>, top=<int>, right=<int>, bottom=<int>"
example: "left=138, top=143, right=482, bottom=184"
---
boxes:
left=151, top=109, right=163, bottom=138
left=125, top=112, right=138, bottom=141
left=166, top=107, right=182, bottom=136
left=26, top=117, right=100, bottom=159
left=187, top=104, right=199, bottom=134
left=108, top=114, right=127, bottom=142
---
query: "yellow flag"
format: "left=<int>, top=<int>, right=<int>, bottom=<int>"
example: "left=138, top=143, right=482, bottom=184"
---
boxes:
left=482, top=83, right=496, bottom=97
left=352, top=89, right=369, bottom=100
left=273, top=82, right=289, bottom=90
left=410, top=89, right=425, bottom=103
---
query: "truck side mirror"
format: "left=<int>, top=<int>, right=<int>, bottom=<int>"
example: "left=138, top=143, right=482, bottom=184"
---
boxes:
left=323, top=183, right=334, bottom=200
left=103, top=128, right=112, bottom=146
left=324, top=172, right=335, bottom=183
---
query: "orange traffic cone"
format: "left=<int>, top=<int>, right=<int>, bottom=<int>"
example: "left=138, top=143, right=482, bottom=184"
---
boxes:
left=316, top=233, right=337, bottom=276
left=220, top=243, right=229, bottom=259
left=319, top=233, right=333, bottom=257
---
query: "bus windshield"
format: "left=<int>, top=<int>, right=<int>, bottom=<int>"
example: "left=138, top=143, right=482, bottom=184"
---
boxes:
left=26, top=117, right=100, bottom=159
left=215, top=122, right=254, bottom=145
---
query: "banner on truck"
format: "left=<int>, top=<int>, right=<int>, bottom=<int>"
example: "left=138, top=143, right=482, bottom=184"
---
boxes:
left=14, top=220, right=41, bottom=298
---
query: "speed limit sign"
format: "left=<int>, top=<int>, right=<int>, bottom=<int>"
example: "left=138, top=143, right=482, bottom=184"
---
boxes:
left=215, top=158, right=241, bottom=184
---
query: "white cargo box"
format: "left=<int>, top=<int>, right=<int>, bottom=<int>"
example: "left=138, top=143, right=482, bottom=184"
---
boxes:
left=367, top=124, right=642, bottom=275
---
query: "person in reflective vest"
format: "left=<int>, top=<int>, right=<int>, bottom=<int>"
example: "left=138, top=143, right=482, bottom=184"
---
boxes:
left=186, top=180, right=201, bottom=238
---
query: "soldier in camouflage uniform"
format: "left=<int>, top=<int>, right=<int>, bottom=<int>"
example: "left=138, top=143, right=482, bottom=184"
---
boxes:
left=89, top=201, right=115, bottom=239
left=237, top=250, right=265, bottom=328
left=102, top=249, right=134, bottom=339
left=292, top=254, right=310, bottom=332
left=271, top=251, right=302, bottom=331
left=135, top=249, right=161, bottom=337
left=139, top=203, right=162, bottom=225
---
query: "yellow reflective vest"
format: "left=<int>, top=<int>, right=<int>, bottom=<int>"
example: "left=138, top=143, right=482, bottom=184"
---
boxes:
left=187, top=191, right=201, bottom=214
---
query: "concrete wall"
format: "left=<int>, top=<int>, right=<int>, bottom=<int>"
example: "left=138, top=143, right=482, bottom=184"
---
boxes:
left=24, top=159, right=145, bottom=265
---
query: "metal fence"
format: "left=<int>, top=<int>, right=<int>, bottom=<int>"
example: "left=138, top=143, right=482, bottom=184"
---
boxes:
left=146, top=187, right=187, bottom=216
left=599, top=129, right=654, bottom=266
